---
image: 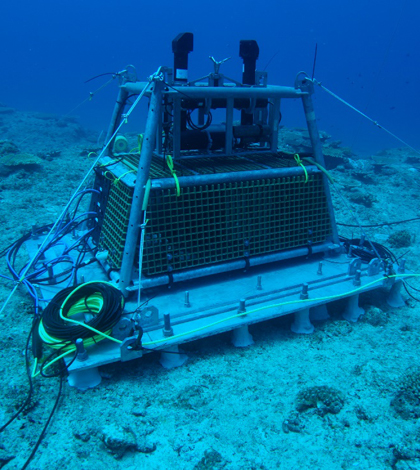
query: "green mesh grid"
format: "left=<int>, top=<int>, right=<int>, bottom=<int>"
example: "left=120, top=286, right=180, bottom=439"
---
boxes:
left=97, top=153, right=332, bottom=273
left=143, top=173, right=331, bottom=275
left=98, top=181, right=133, bottom=269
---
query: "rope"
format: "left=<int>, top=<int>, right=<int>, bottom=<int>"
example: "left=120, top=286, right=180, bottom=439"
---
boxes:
left=0, top=71, right=159, bottom=317
left=311, top=78, right=420, bottom=157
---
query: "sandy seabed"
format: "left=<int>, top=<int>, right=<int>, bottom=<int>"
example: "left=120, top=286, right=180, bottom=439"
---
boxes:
left=0, top=105, right=420, bottom=470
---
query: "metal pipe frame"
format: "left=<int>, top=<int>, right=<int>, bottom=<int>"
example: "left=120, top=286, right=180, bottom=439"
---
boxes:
left=123, top=82, right=306, bottom=99
left=104, top=87, right=129, bottom=156
left=297, top=78, right=340, bottom=245
left=138, top=241, right=340, bottom=290
left=151, top=164, right=320, bottom=190
left=118, top=78, right=165, bottom=296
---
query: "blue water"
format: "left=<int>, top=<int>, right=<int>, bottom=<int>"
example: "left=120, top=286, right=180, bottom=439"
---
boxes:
left=1, top=0, right=419, bottom=155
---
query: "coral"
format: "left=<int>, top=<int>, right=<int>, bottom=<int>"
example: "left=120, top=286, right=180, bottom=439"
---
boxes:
left=1, top=152, right=43, bottom=167
left=295, top=385, right=345, bottom=416
left=194, top=449, right=226, bottom=470
left=282, top=412, right=305, bottom=433
left=360, top=305, right=389, bottom=327
left=177, top=384, right=210, bottom=410
left=388, top=230, right=412, bottom=248
left=101, top=424, right=138, bottom=459
left=391, top=367, right=420, bottom=419
left=0, top=140, right=18, bottom=155
left=348, top=189, right=376, bottom=207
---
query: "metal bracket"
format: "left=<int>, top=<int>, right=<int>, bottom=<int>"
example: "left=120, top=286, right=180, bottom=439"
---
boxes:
left=348, top=258, right=362, bottom=276
left=255, top=71, right=268, bottom=87
left=209, top=56, right=230, bottom=74
left=112, top=317, right=133, bottom=341
left=140, top=306, right=159, bottom=328
left=120, top=336, right=143, bottom=362
left=367, top=258, right=381, bottom=276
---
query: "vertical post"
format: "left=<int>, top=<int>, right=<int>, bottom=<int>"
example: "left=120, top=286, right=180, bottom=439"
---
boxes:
left=173, top=96, right=182, bottom=159
left=119, top=78, right=164, bottom=296
left=104, top=87, right=129, bottom=156
left=225, top=98, right=234, bottom=155
left=298, top=77, right=340, bottom=245
left=269, top=98, right=281, bottom=152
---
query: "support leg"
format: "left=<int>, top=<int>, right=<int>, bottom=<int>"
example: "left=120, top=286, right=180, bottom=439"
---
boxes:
left=68, top=367, right=102, bottom=391
left=291, top=307, right=314, bottom=334
left=310, top=304, right=330, bottom=321
left=232, top=325, right=254, bottom=347
left=386, top=280, right=405, bottom=308
left=160, top=345, right=188, bottom=369
left=343, top=294, right=364, bottom=322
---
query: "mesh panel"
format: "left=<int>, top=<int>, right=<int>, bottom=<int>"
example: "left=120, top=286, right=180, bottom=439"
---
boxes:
left=143, top=174, right=331, bottom=275
left=98, top=181, right=133, bottom=269
left=97, top=153, right=332, bottom=273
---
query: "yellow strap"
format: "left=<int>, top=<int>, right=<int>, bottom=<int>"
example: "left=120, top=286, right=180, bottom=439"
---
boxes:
left=103, top=171, right=115, bottom=182
left=142, top=179, right=152, bottom=210
left=138, top=134, right=144, bottom=153
left=302, top=157, right=335, bottom=184
left=166, top=154, right=181, bottom=196
left=113, top=170, right=136, bottom=185
left=294, top=153, right=308, bottom=183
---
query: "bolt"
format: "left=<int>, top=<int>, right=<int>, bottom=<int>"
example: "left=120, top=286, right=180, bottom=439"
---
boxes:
left=300, top=283, right=309, bottom=300
left=238, top=298, right=246, bottom=314
left=317, top=262, right=323, bottom=275
left=75, top=338, right=88, bottom=361
left=184, top=291, right=191, bottom=308
left=163, top=313, right=174, bottom=337
left=353, top=270, right=361, bottom=286
left=256, top=275, right=262, bottom=290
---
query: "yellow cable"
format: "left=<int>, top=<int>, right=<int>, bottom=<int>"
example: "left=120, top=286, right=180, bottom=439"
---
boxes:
left=142, top=273, right=419, bottom=346
left=35, top=272, right=419, bottom=373
left=294, top=154, right=308, bottom=183
left=58, top=281, right=123, bottom=345
left=166, top=154, right=181, bottom=196
left=88, top=152, right=98, bottom=158
left=32, top=349, right=75, bottom=378
left=32, top=358, right=38, bottom=378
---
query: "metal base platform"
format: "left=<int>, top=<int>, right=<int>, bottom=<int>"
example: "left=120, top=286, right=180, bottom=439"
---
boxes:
left=26, top=235, right=395, bottom=375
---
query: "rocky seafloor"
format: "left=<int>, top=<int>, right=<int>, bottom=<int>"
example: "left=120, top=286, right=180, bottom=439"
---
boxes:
left=0, top=102, right=420, bottom=470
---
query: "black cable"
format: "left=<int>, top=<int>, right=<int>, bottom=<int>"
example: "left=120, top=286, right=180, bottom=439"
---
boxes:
left=186, top=109, right=212, bottom=131
left=0, top=319, right=35, bottom=433
left=337, top=217, right=420, bottom=228
left=339, top=236, right=397, bottom=264
left=41, top=282, right=124, bottom=342
left=403, top=282, right=420, bottom=302
left=84, top=72, right=116, bottom=84
left=20, top=373, right=63, bottom=470
left=40, top=347, right=77, bottom=378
